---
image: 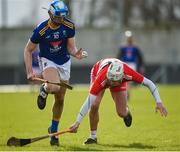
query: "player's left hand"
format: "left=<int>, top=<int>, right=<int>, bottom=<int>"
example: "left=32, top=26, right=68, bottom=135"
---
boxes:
left=155, top=102, right=168, bottom=117
left=69, top=121, right=80, bottom=133
left=75, top=48, right=88, bottom=59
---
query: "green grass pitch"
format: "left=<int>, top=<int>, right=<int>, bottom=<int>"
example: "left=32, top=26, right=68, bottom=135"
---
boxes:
left=0, top=85, right=180, bottom=151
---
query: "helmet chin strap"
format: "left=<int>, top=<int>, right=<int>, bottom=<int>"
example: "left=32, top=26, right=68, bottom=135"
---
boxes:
left=50, top=17, right=61, bottom=26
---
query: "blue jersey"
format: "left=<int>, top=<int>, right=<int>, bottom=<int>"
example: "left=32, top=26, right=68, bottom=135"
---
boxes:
left=30, top=18, right=75, bottom=65
left=119, top=45, right=141, bottom=63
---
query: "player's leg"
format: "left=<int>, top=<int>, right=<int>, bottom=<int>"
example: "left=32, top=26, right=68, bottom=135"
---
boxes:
left=48, top=86, right=67, bottom=146
left=48, top=60, right=71, bottom=146
left=37, top=57, right=61, bottom=110
left=127, top=82, right=131, bottom=100
left=53, top=87, right=67, bottom=121
left=84, top=90, right=105, bottom=144
left=110, top=83, right=132, bottom=127
left=37, top=67, right=60, bottom=110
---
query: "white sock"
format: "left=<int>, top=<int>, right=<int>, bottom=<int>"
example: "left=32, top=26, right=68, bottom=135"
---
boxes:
left=44, top=83, right=48, bottom=92
left=90, top=130, right=97, bottom=139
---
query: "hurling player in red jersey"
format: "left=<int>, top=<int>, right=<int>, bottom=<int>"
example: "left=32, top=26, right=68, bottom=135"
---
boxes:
left=69, top=58, right=168, bottom=144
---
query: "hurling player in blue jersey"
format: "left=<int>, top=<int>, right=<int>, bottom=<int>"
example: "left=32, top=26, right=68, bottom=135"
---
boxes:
left=24, top=0, right=88, bottom=146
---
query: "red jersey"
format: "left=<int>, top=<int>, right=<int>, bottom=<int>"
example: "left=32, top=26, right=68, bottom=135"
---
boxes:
left=90, top=58, right=144, bottom=96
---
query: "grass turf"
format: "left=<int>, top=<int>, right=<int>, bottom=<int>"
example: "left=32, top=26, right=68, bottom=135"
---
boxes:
left=0, top=85, right=180, bottom=151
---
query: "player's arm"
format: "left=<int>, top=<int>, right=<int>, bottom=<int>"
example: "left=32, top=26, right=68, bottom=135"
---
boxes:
left=69, top=94, right=97, bottom=133
left=142, top=77, right=168, bottom=117
left=67, top=37, right=88, bottom=59
left=24, top=40, right=38, bottom=80
left=125, top=64, right=168, bottom=117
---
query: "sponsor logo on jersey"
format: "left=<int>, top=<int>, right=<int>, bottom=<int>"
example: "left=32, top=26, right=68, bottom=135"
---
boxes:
left=50, top=41, right=62, bottom=48
left=50, top=41, right=62, bottom=53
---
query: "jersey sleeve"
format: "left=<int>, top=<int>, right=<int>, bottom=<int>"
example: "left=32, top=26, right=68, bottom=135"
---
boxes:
left=124, top=63, right=144, bottom=83
left=67, top=26, right=75, bottom=38
left=90, top=68, right=107, bottom=95
left=90, top=61, right=100, bottom=84
left=30, top=27, right=41, bottom=44
left=90, top=79, right=103, bottom=96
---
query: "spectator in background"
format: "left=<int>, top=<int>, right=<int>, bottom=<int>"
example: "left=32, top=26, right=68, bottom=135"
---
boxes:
left=117, top=31, right=145, bottom=99
left=117, top=31, right=144, bottom=74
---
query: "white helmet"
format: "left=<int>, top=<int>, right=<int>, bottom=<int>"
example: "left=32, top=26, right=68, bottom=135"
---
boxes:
left=106, top=61, right=124, bottom=81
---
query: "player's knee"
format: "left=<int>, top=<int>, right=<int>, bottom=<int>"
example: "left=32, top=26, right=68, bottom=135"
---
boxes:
left=117, top=110, right=127, bottom=118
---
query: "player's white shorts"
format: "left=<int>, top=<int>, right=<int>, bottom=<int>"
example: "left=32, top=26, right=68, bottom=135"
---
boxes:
left=126, top=62, right=137, bottom=71
left=32, top=67, right=42, bottom=76
left=39, top=57, right=71, bottom=81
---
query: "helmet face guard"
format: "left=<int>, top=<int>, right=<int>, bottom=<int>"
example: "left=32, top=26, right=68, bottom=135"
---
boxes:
left=106, top=61, right=124, bottom=82
left=49, top=0, right=69, bottom=25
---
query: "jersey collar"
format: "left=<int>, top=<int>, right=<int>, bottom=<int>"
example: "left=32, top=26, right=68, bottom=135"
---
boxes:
left=48, top=20, right=60, bottom=30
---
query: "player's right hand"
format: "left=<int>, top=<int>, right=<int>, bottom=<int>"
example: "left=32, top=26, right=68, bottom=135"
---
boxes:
left=69, top=121, right=80, bottom=133
left=27, top=73, right=36, bottom=81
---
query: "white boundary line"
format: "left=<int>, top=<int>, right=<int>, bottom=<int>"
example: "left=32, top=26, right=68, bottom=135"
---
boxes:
left=0, top=84, right=89, bottom=93
left=0, top=85, right=33, bottom=93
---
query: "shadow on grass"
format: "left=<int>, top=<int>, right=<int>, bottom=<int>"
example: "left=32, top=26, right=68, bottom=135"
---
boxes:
left=63, top=146, right=101, bottom=151
left=0, top=142, right=156, bottom=151
left=56, top=142, right=156, bottom=151
left=0, top=144, right=7, bottom=146
left=99, top=142, right=156, bottom=150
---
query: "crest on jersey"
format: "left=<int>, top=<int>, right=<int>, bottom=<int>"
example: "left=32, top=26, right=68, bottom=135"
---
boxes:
left=63, top=30, right=67, bottom=37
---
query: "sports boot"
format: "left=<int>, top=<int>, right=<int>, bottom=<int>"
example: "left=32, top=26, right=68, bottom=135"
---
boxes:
left=123, top=112, right=132, bottom=127
left=84, top=138, right=97, bottom=145
left=37, top=85, right=48, bottom=110
left=48, top=127, right=59, bottom=146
